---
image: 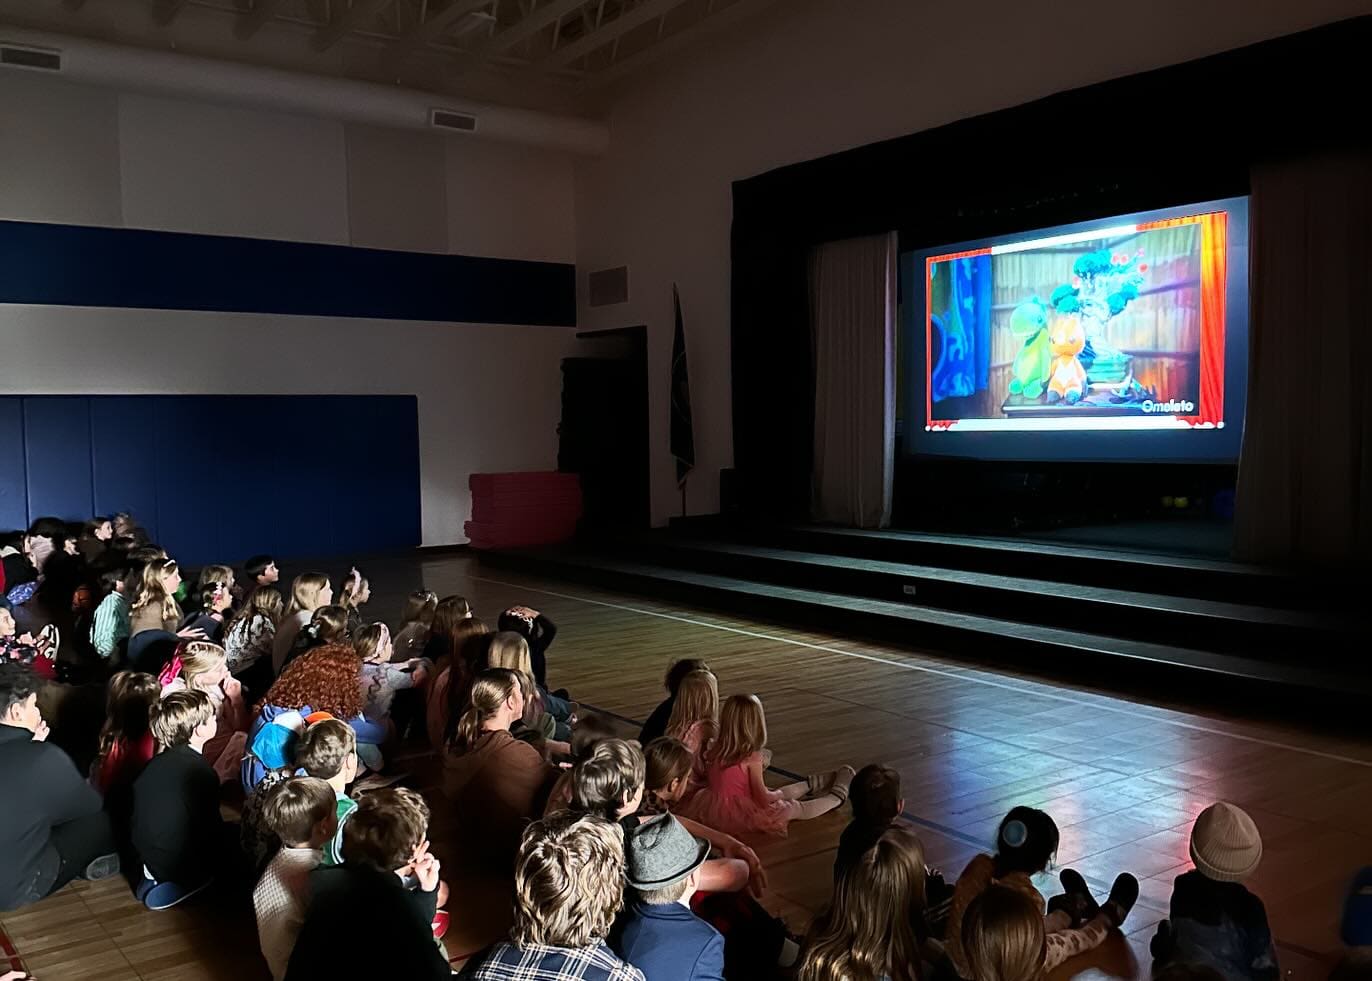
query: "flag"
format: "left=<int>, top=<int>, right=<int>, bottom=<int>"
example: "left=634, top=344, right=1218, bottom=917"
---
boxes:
left=670, top=284, right=695, bottom=489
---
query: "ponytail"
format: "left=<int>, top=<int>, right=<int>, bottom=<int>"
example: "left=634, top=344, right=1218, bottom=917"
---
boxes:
left=449, top=667, right=521, bottom=752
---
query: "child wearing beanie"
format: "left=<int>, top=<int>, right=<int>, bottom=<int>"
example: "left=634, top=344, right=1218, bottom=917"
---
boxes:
left=1152, top=801, right=1279, bottom=981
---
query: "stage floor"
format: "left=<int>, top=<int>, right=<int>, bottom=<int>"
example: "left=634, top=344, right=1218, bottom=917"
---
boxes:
left=4, top=551, right=1365, bottom=980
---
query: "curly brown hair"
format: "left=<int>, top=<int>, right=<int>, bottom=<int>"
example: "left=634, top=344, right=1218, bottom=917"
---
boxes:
left=257, top=642, right=363, bottom=719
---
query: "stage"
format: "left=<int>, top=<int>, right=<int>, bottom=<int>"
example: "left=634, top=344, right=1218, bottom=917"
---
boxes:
left=479, top=517, right=1364, bottom=703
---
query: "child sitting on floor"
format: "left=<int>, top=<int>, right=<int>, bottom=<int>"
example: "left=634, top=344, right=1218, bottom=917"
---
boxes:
left=356, top=622, right=429, bottom=727
left=285, top=788, right=450, bottom=981
left=944, top=806, right=1139, bottom=979
left=131, top=689, right=235, bottom=910
left=93, top=671, right=160, bottom=795
left=393, top=589, right=438, bottom=660
left=336, top=568, right=371, bottom=639
left=544, top=710, right=619, bottom=816
left=89, top=564, right=132, bottom=661
left=664, top=669, right=718, bottom=801
left=0, top=607, right=57, bottom=680
left=159, top=641, right=249, bottom=783
left=961, top=883, right=1048, bottom=981
left=834, top=763, right=953, bottom=937
left=293, top=718, right=359, bottom=867
left=1151, top=802, right=1278, bottom=981
left=677, top=693, right=853, bottom=837
left=639, top=658, right=711, bottom=745
left=253, top=776, right=337, bottom=981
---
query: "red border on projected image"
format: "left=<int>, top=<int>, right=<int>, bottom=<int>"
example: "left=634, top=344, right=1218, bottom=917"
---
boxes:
left=1136, top=212, right=1227, bottom=427
left=925, top=247, right=992, bottom=428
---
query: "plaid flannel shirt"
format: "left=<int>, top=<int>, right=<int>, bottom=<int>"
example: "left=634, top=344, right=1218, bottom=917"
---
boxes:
left=462, top=940, right=645, bottom=981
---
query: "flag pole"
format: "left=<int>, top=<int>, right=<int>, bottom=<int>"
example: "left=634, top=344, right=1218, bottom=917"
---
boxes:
left=681, top=476, right=687, bottom=519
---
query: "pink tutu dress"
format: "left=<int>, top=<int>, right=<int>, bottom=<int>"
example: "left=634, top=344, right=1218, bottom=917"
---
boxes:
left=677, top=752, right=796, bottom=837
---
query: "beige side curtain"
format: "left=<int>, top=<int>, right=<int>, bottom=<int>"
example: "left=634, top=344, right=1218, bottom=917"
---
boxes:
left=1233, top=151, right=1372, bottom=565
left=809, top=232, right=897, bottom=528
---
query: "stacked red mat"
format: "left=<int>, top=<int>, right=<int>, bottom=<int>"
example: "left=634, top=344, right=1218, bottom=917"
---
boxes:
left=465, top=471, right=583, bottom=550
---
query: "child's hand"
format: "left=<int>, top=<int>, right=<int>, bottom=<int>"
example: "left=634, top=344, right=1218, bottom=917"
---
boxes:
left=176, top=626, right=207, bottom=639
left=17, top=632, right=37, bottom=646
left=725, top=841, right=768, bottom=896
left=413, top=843, right=441, bottom=893
left=222, top=676, right=243, bottom=701
left=506, top=605, right=539, bottom=621
left=32, top=718, right=50, bottom=743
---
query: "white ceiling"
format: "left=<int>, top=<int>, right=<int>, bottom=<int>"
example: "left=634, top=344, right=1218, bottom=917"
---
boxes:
left=0, top=0, right=789, bottom=112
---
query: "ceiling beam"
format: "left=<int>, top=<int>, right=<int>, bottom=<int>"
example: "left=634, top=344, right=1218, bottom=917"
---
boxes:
left=585, top=0, right=780, bottom=87
left=312, top=0, right=394, bottom=51
left=382, top=0, right=493, bottom=59
left=235, top=0, right=290, bottom=39
left=474, top=0, right=587, bottom=55
left=151, top=0, right=191, bottom=25
left=540, top=0, right=689, bottom=69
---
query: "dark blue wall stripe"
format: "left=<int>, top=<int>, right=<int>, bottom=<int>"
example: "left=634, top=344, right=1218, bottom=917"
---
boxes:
left=0, top=220, right=576, bottom=327
left=1, top=395, right=422, bottom=565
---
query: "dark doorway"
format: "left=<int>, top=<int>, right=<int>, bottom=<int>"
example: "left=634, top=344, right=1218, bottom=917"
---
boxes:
left=558, top=326, right=651, bottom=531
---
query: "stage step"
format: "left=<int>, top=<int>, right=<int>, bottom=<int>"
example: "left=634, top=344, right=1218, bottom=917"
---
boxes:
left=603, top=538, right=1346, bottom=658
left=477, top=547, right=1366, bottom=697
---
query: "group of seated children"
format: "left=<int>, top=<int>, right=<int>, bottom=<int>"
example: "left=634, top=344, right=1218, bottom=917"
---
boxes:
left=0, top=515, right=1291, bottom=981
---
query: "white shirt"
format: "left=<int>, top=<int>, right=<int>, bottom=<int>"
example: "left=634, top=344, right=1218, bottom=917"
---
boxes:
left=252, top=845, right=321, bottom=981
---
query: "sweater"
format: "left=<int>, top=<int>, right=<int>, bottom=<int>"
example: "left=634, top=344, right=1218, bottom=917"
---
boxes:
left=129, top=602, right=179, bottom=638
left=90, top=592, right=131, bottom=659
left=131, top=744, right=224, bottom=887
left=284, top=863, right=447, bottom=981
left=253, top=845, right=322, bottom=981
left=272, top=611, right=312, bottom=674
left=0, top=723, right=106, bottom=910
left=1152, top=871, right=1279, bottom=981
left=442, top=729, right=556, bottom=867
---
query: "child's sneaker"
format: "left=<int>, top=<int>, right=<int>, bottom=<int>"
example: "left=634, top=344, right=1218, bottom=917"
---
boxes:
left=82, top=853, right=120, bottom=882
left=431, top=910, right=451, bottom=940
left=143, top=878, right=212, bottom=911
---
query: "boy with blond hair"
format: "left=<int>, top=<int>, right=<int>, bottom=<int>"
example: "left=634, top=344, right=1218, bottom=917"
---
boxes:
left=253, top=777, right=336, bottom=981
left=131, top=689, right=230, bottom=910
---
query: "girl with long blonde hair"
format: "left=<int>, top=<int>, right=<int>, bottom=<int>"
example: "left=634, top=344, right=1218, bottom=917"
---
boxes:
left=486, top=631, right=571, bottom=755
left=159, top=640, right=249, bottom=783
left=677, top=693, right=854, bottom=837
left=664, top=669, right=718, bottom=796
left=798, top=826, right=928, bottom=981
left=222, top=585, right=283, bottom=694
left=272, top=573, right=333, bottom=674
left=129, top=559, right=206, bottom=641
left=961, top=885, right=1046, bottom=981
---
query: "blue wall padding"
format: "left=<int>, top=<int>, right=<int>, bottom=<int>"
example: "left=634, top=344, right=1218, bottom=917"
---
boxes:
left=0, top=219, right=576, bottom=327
left=0, top=395, right=422, bottom=564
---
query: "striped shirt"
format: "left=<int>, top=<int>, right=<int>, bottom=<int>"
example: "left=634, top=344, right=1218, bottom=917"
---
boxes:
left=90, top=592, right=130, bottom=658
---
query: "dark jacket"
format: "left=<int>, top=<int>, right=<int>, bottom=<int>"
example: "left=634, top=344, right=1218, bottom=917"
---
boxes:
left=638, top=696, right=675, bottom=746
left=131, top=744, right=223, bottom=887
left=613, top=900, right=724, bottom=981
left=285, top=863, right=448, bottom=981
left=1152, top=870, right=1279, bottom=981
left=0, top=723, right=105, bottom=910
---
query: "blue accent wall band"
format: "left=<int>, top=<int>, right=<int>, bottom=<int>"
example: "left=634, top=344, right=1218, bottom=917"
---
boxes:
left=0, top=220, right=576, bottom=327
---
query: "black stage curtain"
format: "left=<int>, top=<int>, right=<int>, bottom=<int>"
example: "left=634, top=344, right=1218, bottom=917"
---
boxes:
left=730, top=15, right=1372, bottom=526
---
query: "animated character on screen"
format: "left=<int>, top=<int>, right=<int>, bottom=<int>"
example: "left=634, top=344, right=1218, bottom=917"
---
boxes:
left=1050, top=247, right=1146, bottom=387
left=1006, top=298, right=1052, bottom=400
left=1046, top=315, right=1088, bottom=404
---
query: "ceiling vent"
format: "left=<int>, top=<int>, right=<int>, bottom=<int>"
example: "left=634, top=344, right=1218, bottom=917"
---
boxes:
left=588, top=266, right=630, bottom=307
left=0, top=43, right=62, bottom=72
left=430, top=108, right=478, bottom=133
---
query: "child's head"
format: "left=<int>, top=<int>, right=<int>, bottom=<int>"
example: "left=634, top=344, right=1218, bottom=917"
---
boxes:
left=625, top=813, right=709, bottom=907
left=84, top=517, right=114, bottom=542
left=286, top=573, right=332, bottom=616
left=113, top=512, right=139, bottom=537
left=353, top=622, right=392, bottom=664
left=799, top=826, right=927, bottom=981
left=0, top=607, right=14, bottom=637
left=664, top=658, right=711, bottom=695
left=243, top=554, right=279, bottom=585
left=263, top=776, right=338, bottom=849
left=99, top=671, right=160, bottom=757
left=961, top=884, right=1046, bottom=981
left=134, top=559, right=182, bottom=616
left=176, top=641, right=230, bottom=692
left=261, top=643, right=364, bottom=719
left=0, top=662, right=42, bottom=731
left=993, top=807, right=1059, bottom=876
left=665, top=669, right=718, bottom=742
left=487, top=631, right=533, bottom=678
left=307, top=605, right=349, bottom=644
left=240, top=585, right=284, bottom=625
left=400, top=589, right=439, bottom=626
left=569, top=711, right=619, bottom=763
left=512, top=812, right=626, bottom=949
left=711, top=693, right=767, bottom=767
left=150, top=689, right=216, bottom=750
left=643, top=737, right=694, bottom=807
left=198, top=579, right=233, bottom=615
left=1188, top=801, right=1262, bottom=884
left=451, top=667, right=525, bottom=750
left=96, top=563, right=130, bottom=597
left=196, top=564, right=236, bottom=594
left=337, top=568, right=370, bottom=611
left=341, top=787, right=430, bottom=873
left=850, top=764, right=903, bottom=830
left=294, top=717, right=358, bottom=783
left=571, top=738, right=645, bottom=821
left=432, top=595, right=472, bottom=639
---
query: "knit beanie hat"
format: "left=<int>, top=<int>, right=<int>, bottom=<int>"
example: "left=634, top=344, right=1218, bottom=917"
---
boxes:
left=1190, top=801, right=1262, bottom=883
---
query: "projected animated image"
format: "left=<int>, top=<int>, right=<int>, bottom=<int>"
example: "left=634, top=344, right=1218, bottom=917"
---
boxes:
left=925, top=212, right=1227, bottom=431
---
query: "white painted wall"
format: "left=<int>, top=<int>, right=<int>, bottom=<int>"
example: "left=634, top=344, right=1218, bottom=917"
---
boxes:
left=0, top=73, right=579, bottom=547
left=573, top=0, right=1372, bottom=525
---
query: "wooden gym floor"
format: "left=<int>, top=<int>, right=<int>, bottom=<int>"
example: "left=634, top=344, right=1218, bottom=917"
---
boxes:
left=2, top=551, right=1367, bottom=980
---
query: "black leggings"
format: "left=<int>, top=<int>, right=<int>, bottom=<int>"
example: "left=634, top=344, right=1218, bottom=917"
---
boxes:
left=48, top=810, right=117, bottom=895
